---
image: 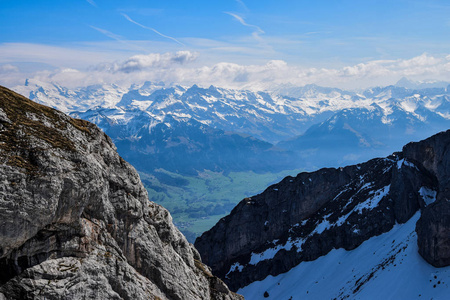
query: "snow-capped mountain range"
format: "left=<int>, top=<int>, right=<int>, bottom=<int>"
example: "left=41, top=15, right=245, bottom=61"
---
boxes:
left=8, top=79, right=450, bottom=298
left=13, top=79, right=450, bottom=174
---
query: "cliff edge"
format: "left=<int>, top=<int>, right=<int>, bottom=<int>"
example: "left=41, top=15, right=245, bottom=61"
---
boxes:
left=0, top=86, right=242, bottom=300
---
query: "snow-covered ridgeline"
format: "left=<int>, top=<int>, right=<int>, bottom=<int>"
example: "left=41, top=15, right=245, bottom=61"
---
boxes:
left=13, top=79, right=450, bottom=127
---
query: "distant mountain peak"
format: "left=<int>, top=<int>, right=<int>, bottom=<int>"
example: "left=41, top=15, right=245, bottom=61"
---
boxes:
left=396, top=77, right=414, bottom=88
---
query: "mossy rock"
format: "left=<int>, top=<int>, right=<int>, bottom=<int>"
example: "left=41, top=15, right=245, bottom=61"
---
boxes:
left=0, top=86, right=93, bottom=174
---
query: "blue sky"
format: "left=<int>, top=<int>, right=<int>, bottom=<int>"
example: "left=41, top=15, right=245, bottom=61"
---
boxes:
left=1, top=0, right=450, bottom=89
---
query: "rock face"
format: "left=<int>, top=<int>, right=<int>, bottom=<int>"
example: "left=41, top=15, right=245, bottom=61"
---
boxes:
left=416, top=200, right=450, bottom=267
left=0, top=86, right=242, bottom=300
left=408, top=131, right=450, bottom=267
left=196, top=130, right=450, bottom=291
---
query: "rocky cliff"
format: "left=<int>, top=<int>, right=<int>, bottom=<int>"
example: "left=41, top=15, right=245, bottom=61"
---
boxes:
left=196, top=129, right=450, bottom=291
left=0, top=86, right=242, bottom=300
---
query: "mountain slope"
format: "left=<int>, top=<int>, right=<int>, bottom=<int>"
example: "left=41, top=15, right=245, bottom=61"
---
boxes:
left=22, top=80, right=321, bottom=143
left=239, top=213, right=450, bottom=299
left=0, top=86, right=242, bottom=300
left=15, top=79, right=129, bottom=112
left=195, top=129, right=450, bottom=292
left=16, top=81, right=450, bottom=171
left=278, top=94, right=450, bottom=168
left=13, top=80, right=450, bottom=242
left=75, top=110, right=297, bottom=175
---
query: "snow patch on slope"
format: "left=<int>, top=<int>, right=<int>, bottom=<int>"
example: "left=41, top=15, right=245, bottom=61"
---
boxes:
left=249, top=238, right=305, bottom=265
left=226, top=263, right=244, bottom=276
left=419, top=187, right=437, bottom=206
left=353, top=185, right=390, bottom=213
left=239, top=213, right=450, bottom=300
left=313, top=185, right=390, bottom=234
left=397, top=158, right=419, bottom=171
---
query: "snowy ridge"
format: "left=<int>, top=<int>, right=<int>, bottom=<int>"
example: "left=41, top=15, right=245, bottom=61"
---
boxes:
left=12, top=79, right=450, bottom=174
left=239, top=213, right=450, bottom=300
left=13, top=80, right=450, bottom=146
left=14, top=79, right=129, bottom=113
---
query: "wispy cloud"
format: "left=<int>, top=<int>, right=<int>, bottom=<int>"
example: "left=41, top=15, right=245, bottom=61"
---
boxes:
left=121, top=13, right=185, bottom=46
left=90, top=26, right=123, bottom=42
left=89, top=26, right=148, bottom=52
left=224, top=12, right=265, bottom=39
left=235, top=0, right=249, bottom=11
left=85, top=0, right=97, bottom=7
left=0, top=64, right=19, bottom=73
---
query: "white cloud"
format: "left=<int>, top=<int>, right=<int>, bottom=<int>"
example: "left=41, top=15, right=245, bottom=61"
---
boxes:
left=397, top=53, right=440, bottom=68
left=341, top=60, right=392, bottom=78
left=0, top=64, right=19, bottom=73
left=1, top=51, right=450, bottom=91
left=95, top=51, right=199, bottom=73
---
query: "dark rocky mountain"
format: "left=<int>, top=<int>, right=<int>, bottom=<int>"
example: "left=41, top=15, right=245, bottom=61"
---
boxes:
left=0, top=86, right=242, bottom=300
left=195, top=129, right=450, bottom=292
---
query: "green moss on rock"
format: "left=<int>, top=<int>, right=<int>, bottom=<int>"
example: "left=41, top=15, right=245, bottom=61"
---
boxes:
left=0, top=86, right=92, bottom=173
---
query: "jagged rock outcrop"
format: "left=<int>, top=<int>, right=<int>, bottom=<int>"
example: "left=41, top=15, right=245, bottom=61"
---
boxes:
left=407, top=131, right=450, bottom=267
left=416, top=200, right=450, bottom=267
left=0, top=86, right=243, bottom=300
left=196, top=130, right=450, bottom=291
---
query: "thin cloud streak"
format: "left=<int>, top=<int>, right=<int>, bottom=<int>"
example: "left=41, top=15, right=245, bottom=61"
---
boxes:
left=89, top=26, right=124, bottom=42
left=224, top=12, right=264, bottom=35
left=121, top=13, right=185, bottom=46
left=235, top=0, right=249, bottom=11
left=89, top=26, right=148, bottom=52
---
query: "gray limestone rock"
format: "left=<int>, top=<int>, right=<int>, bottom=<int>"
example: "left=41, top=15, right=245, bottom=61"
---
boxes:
left=0, top=86, right=242, bottom=300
